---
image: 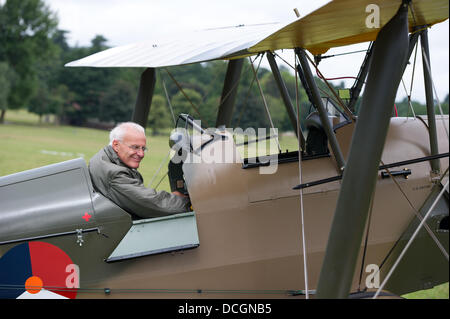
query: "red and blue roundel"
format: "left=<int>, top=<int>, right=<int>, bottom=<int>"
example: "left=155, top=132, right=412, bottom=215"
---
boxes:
left=0, top=242, right=78, bottom=299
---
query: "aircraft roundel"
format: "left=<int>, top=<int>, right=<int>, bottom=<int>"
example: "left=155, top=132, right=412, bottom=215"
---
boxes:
left=0, top=242, right=78, bottom=299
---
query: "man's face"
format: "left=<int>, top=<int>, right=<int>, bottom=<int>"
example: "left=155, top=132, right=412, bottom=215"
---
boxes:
left=112, top=128, right=147, bottom=169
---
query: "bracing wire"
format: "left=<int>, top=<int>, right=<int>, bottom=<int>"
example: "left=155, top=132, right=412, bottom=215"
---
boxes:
left=158, top=70, right=176, bottom=126
left=153, top=171, right=169, bottom=190
left=295, top=54, right=309, bottom=299
left=380, top=161, right=449, bottom=261
left=304, top=53, right=355, bottom=121
left=408, top=38, right=419, bottom=117
left=373, top=180, right=449, bottom=299
left=409, top=1, right=448, bottom=138
left=147, top=150, right=171, bottom=189
left=357, top=192, right=375, bottom=292
left=274, top=51, right=296, bottom=71
left=400, top=39, right=419, bottom=119
left=360, top=166, right=449, bottom=295
left=318, top=49, right=368, bottom=60
left=147, top=70, right=175, bottom=189
left=401, top=78, right=416, bottom=119
left=235, top=54, right=263, bottom=128
left=249, top=54, right=281, bottom=153
left=164, top=68, right=207, bottom=127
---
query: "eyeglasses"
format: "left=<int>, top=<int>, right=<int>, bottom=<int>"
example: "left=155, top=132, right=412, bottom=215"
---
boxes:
left=120, top=142, right=148, bottom=153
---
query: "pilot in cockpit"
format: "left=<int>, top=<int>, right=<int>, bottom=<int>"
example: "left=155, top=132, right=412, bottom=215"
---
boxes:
left=89, top=122, right=190, bottom=219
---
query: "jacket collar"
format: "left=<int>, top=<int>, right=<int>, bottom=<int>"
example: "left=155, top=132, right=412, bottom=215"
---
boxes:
left=104, top=145, right=128, bottom=168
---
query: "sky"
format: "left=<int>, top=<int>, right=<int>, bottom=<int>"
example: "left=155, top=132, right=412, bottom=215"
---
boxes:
left=43, top=0, right=449, bottom=104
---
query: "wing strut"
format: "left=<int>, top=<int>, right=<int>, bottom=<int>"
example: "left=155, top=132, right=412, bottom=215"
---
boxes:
left=295, top=48, right=345, bottom=172
left=216, top=59, right=244, bottom=127
left=315, top=2, right=410, bottom=298
left=420, top=29, right=441, bottom=174
left=348, top=43, right=373, bottom=113
left=267, top=51, right=305, bottom=150
left=132, top=68, right=156, bottom=129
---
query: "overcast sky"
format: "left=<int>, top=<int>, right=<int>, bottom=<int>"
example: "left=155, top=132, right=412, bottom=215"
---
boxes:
left=44, top=0, right=448, bottom=104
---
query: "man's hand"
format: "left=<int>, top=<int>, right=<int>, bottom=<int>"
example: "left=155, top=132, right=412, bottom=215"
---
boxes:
left=172, top=190, right=188, bottom=198
left=172, top=190, right=192, bottom=211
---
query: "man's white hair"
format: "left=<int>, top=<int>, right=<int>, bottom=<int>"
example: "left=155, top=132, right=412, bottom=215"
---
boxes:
left=109, top=122, right=145, bottom=145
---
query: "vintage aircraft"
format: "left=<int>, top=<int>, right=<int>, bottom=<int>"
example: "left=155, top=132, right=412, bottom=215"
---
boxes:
left=0, top=0, right=448, bottom=299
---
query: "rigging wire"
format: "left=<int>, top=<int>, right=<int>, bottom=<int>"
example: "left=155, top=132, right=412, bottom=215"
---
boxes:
left=158, top=70, right=176, bottom=126
left=235, top=54, right=263, bottom=128
left=408, top=0, right=448, bottom=138
left=295, top=55, right=309, bottom=299
left=147, top=70, right=175, bottom=189
left=401, top=78, right=416, bottom=119
left=215, top=60, right=248, bottom=121
left=318, top=49, right=368, bottom=60
left=147, top=150, right=172, bottom=189
left=304, top=53, right=355, bottom=121
left=408, top=39, right=420, bottom=118
left=274, top=51, right=296, bottom=71
left=249, top=54, right=281, bottom=153
left=164, top=68, right=208, bottom=127
left=374, top=166, right=449, bottom=298
left=400, top=38, right=419, bottom=119
left=153, top=171, right=169, bottom=190
left=201, top=62, right=229, bottom=104
left=373, top=180, right=449, bottom=299
left=357, top=192, right=375, bottom=292
left=380, top=161, right=449, bottom=261
left=318, top=87, right=350, bottom=119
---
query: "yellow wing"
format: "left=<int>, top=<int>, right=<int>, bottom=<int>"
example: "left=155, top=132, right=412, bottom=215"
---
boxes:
left=250, top=0, right=449, bottom=55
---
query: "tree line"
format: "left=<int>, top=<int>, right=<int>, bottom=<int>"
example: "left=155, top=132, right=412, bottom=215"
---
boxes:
left=1, top=0, right=448, bottom=134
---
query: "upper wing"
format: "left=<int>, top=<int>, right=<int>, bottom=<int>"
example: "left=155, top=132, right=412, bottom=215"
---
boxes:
left=250, top=0, right=449, bottom=55
left=65, top=22, right=289, bottom=68
left=65, top=0, right=448, bottom=68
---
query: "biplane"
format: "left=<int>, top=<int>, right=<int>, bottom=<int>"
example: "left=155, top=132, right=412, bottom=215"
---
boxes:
left=0, top=0, right=448, bottom=299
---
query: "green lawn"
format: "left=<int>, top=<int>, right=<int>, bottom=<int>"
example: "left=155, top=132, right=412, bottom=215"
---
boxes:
left=0, top=110, right=448, bottom=299
left=403, top=282, right=448, bottom=299
left=0, top=110, right=174, bottom=191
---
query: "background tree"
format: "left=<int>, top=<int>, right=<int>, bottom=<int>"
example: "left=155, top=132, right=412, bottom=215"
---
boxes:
left=0, top=0, right=58, bottom=122
left=442, top=94, right=449, bottom=114
left=171, top=88, right=204, bottom=125
left=99, top=79, right=135, bottom=124
left=28, top=81, right=51, bottom=123
left=55, top=36, right=120, bottom=125
left=0, top=62, right=16, bottom=123
left=148, top=95, right=173, bottom=135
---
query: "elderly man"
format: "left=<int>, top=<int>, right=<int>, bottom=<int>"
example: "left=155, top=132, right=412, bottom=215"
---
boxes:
left=89, top=122, right=190, bottom=219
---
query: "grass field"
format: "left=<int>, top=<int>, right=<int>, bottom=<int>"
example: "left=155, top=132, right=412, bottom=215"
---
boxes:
left=0, top=110, right=448, bottom=299
left=0, top=110, right=175, bottom=191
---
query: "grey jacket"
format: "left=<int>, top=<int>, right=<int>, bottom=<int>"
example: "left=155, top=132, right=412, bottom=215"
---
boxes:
left=89, top=145, right=189, bottom=219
